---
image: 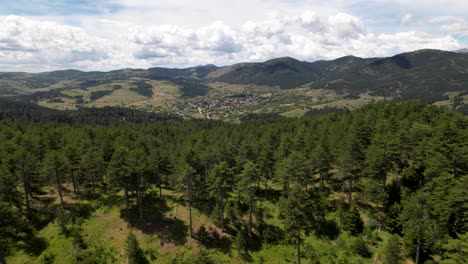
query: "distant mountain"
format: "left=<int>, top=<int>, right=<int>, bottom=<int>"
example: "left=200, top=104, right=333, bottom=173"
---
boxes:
left=0, top=49, right=467, bottom=104
left=310, top=49, right=468, bottom=102
left=456, top=48, right=468, bottom=53
left=207, top=56, right=378, bottom=89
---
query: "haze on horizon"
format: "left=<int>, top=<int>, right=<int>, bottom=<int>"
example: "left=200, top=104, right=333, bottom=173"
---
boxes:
left=0, top=0, right=467, bottom=72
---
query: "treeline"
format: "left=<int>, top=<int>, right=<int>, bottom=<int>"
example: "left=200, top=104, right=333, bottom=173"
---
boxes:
left=0, top=100, right=467, bottom=263
left=0, top=99, right=181, bottom=125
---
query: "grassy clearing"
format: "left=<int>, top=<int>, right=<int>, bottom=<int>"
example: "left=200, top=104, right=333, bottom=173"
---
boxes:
left=37, top=97, right=78, bottom=110
left=7, top=222, right=75, bottom=264
left=7, top=179, right=403, bottom=264
left=311, top=94, right=386, bottom=110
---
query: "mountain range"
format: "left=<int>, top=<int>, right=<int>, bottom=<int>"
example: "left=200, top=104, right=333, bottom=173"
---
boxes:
left=0, top=49, right=467, bottom=117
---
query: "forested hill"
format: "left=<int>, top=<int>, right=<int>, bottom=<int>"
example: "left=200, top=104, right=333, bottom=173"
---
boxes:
left=1, top=100, right=467, bottom=263
left=0, top=49, right=467, bottom=112
left=0, top=98, right=181, bottom=125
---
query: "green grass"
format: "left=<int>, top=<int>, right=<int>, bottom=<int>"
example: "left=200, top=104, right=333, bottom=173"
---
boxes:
left=7, top=181, right=398, bottom=264
left=7, top=222, right=75, bottom=264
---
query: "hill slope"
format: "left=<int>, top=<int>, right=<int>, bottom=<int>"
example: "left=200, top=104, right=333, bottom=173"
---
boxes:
left=310, top=49, right=468, bottom=102
left=0, top=49, right=467, bottom=115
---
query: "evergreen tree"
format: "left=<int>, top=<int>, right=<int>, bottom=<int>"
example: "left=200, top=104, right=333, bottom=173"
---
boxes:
left=280, top=187, right=314, bottom=264
left=314, top=130, right=332, bottom=188
left=180, top=163, right=196, bottom=238
left=400, top=191, right=430, bottom=264
left=240, top=161, right=260, bottom=234
left=108, top=147, right=131, bottom=211
left=0, top=202, right=30, bottom=262
left=42, top=150, right=68, bottom=207
left=13, top=147, right=37, bottom=211
left=208, top=161, right=233, bottom=231
left=383, top=234, right=402, bottom=264
left=64, top=144, right=81, bottom=194
left=343, top=206, right=364, bottom=236
left=79, top=149, right=104, bottom=195
left=338, top=117, right=371, bottom=204
left=441, top=232, right=468, bottom=264
left=125, top=232, right=148, bottom=264
left=129, top=149, right=149, bottom=219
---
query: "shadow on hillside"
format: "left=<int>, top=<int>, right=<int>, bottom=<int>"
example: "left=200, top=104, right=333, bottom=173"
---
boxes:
left=121, top=194, right=188, bottom=246
left=23, top=236, right=48, bottom=256
left=255, top=188, right=282, bottom=203
left=196, top=226, right=233, bottom=254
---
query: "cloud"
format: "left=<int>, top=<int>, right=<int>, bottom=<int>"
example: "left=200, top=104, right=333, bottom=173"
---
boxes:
left=297, top=11, right=326, bottom=33
left=0, top=11, right=463, bottom=72
left=430, top=16, right=468, bottom=36
left=195, top=22, right=241, bottom=53
left=400, top=13, right=413, bottom=26
left=328, top=13, right=366, bottom=39
left=0, top=15, right=113, bottom=70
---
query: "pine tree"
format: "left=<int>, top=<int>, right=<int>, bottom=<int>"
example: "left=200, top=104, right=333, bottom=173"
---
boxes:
left=400, top=191, right=430, bottom=264
left=80, top=149, right=104, bottom=195
left=64, top=144, right=81, bottom=194
left=338, top=117, right=371, bottom=204
left=0, top=202, right=29, bottom=263
left=343, top=206, right=363, bottom=236
left=240, top=161, right=260, bottom=234
left=108, top=147, right=131, bottom=212
left=129, top=149, right=149, bottom=219
left=42, top=150, right=68, bottom=207
left=208, top=161, right=233, bottom=231
left=314, top=131, right=332, bottom=188
left=13, top=148, right=37, bottom=211
left=280, top=187, right=314, bottom=264
left=383, top=235, right=402, bottom=264
left=125, top=232, right=147, bottom=264
left=180, top=163, right=196, bottom=238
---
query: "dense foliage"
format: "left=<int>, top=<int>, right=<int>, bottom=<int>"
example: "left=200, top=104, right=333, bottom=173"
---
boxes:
left=0, top=100, right=466, bottom=263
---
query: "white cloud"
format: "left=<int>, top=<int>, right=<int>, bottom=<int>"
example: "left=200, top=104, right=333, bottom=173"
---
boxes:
left=400, top=13, right=413, bottom=26
left=430, top=16, right=468, bottom=36
left=195, top=21, right=241, bottom=53
left=328, top=13, right=366, bottom=39
left=0, top=11, right=463, bottom=72
left=0, top=15, right=117, bottom=71
left=297, top=11, right=326, bottom=33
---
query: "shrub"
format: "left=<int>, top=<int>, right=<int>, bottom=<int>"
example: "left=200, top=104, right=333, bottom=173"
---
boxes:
left=352, top=236, right=371, bottom=258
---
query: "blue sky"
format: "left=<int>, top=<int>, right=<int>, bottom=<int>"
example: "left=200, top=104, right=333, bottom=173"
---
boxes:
left=0, top=0, right=466, bottom=72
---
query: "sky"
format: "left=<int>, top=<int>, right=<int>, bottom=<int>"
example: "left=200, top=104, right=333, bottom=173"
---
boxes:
left=0, top=0, right=467, bottom=72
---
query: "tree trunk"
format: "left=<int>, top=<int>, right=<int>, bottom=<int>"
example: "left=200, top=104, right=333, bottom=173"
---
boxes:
left=415, top=224, right=421, bottom=264
left=55, top=169, right=64, bottom=207
left=23, top=176, right=30, bottom=211
left=382, top=170, right=387, bottom=190
left=348, top=176, right=353, bottom=204
left=124, top=182, right=129, bottom=212
left=157, top=165, right=162, bottom=199
left=297, top=231, right=301, bottom=264
left=0, top=249, right=6, bottom=264
left=220, top=192, right=225, bottom=231
left=91, top=172, right=96, bottom=195
left=71, top=169, right=77, bottom=194
left=248, top=172, right=253, bottom=234
left=137, top=175, right=143, bottom=219
left=188, top=178, right=193, bottom=238
left=320, top=169, right=325, bottom=188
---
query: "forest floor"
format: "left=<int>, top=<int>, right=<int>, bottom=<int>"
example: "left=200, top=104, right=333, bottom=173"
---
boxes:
left=6, top=182, right=402, bottom=264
